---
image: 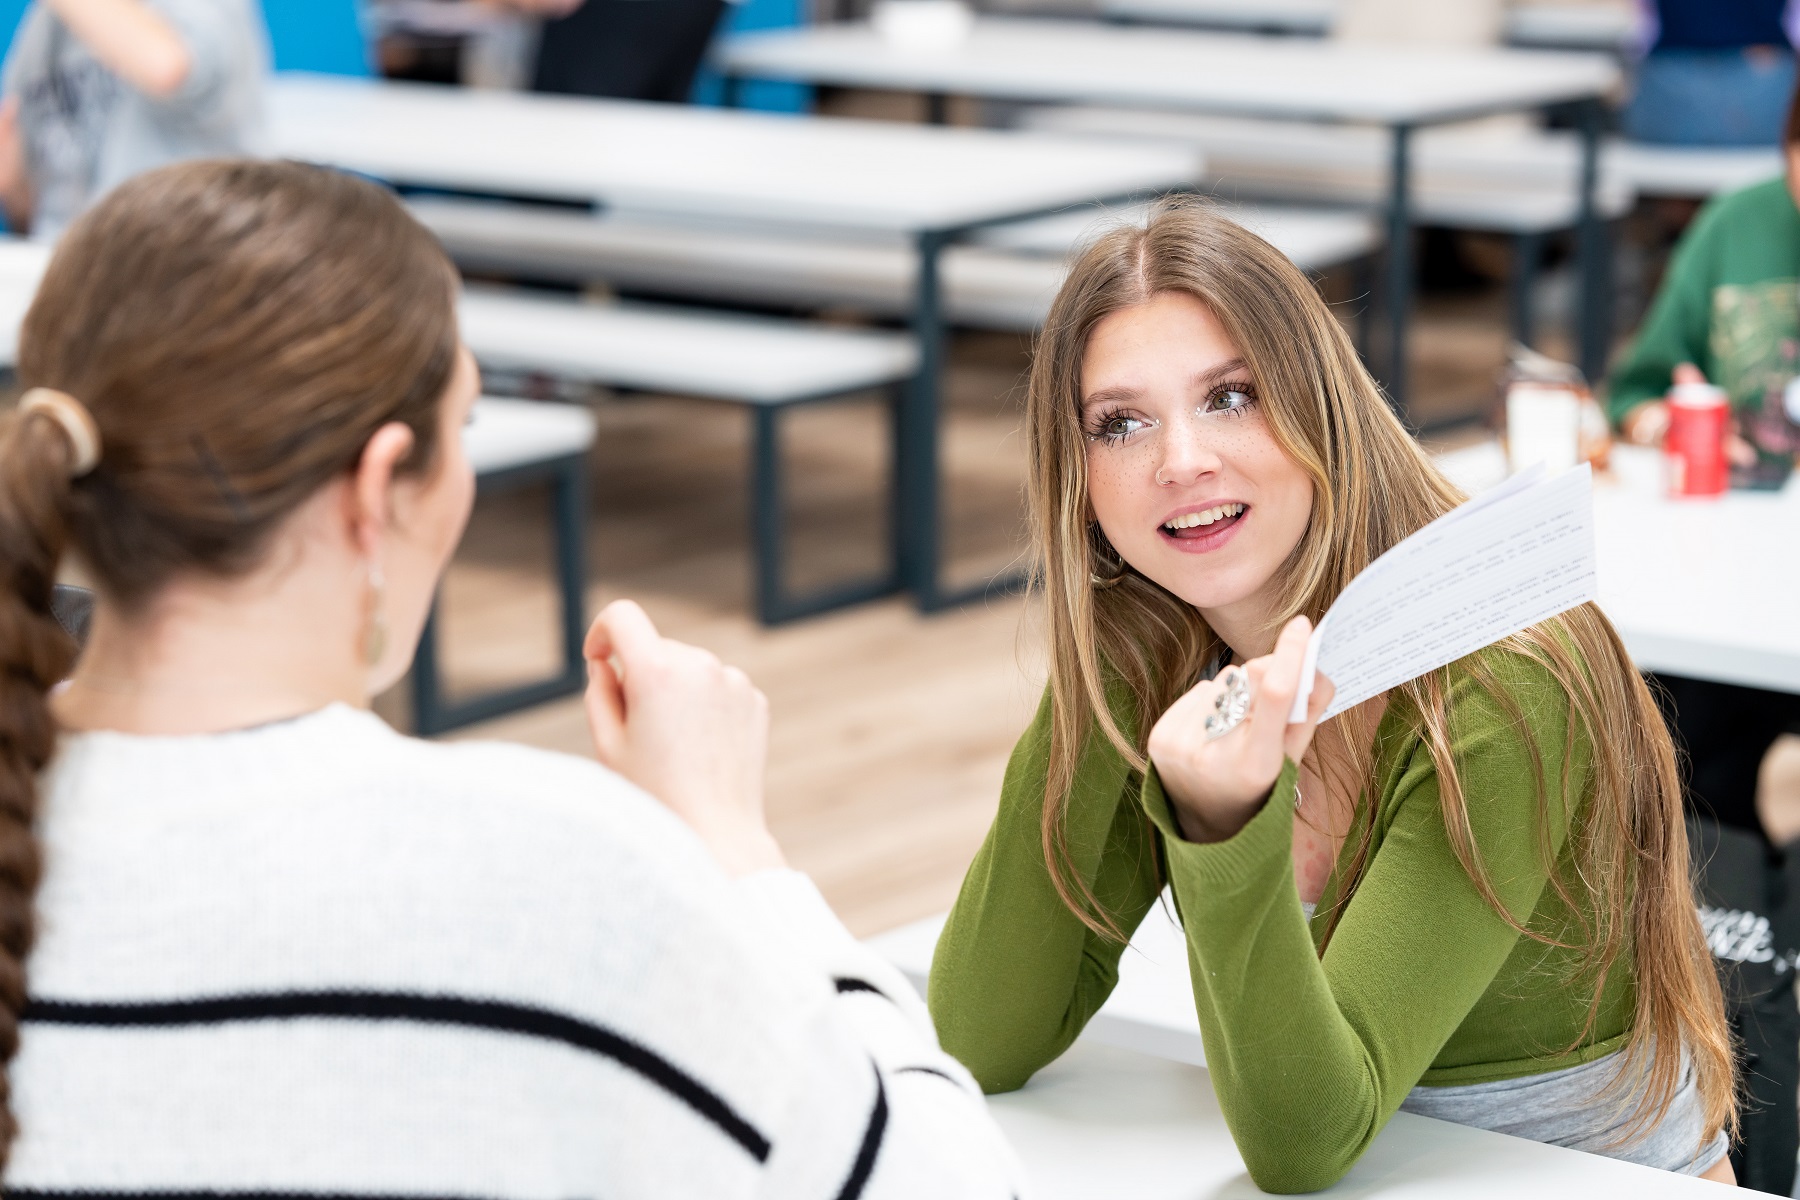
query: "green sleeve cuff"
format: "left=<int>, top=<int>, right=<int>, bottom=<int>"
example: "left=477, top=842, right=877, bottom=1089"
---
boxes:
left=1139, top=758, right=1301, bottom=892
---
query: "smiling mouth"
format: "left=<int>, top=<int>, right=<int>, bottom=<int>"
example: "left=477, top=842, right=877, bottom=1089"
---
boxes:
left=1161, top=502, right=1247, bottom=539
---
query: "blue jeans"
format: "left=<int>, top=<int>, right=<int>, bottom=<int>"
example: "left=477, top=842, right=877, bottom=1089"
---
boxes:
left=1624, top=48, right=1798, bottom=146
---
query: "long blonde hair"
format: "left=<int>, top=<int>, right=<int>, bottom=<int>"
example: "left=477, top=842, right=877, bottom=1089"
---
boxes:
left=1026, top=197, right=1733, bottom=1142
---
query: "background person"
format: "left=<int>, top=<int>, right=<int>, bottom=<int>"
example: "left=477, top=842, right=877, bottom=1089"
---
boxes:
left=0, top=158, right=1024, bottom=1195
left=1625, top=0, right=1797, bottom=146
left=531, top=0, right=728, bottom=101
left=927, top=200, right=1736, bottom=1192
left=0, top=0, right=265, bottom=239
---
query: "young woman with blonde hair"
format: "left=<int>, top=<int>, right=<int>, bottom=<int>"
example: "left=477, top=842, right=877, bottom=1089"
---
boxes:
left=928, top=199, right=1737, bottom=1191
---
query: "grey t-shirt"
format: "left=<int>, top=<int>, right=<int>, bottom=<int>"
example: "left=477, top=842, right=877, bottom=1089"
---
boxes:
left=2, top=0, right=268, bottom=239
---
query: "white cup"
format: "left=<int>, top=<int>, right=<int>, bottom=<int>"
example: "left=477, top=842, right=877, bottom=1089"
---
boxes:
left=872, top=0, right=974, bottom=51
left=1505, top=383, right=1581, bottom=475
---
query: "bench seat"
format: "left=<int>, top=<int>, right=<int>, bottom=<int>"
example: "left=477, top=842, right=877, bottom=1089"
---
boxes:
left=458, top=286, right=919, bottom=627
left=415, top=198, right=1380, bottom=334
left=1606, top=142, right=1782, bottom=200
left=460, top=286, right=919, bottom=402
left=1014, top=108, right=1638, bottom=231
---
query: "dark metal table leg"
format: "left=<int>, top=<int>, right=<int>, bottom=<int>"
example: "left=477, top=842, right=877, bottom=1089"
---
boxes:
left=901, top=230, right=950, bottom=610
left=1351, top=253, right=1375, bottom=368
left=1574, top=97, right=1609, bottom=385
left=553, top=457, right=588, bottom=674
left=1383, top=122, right=1414, bottom=417
left=1509, top=229, right=1543, bottom=350
left=411, top=607, right=447, bottom=735
left=751, top=405, right=785, bottom=625
left=411, top=454, right=590, bottom=736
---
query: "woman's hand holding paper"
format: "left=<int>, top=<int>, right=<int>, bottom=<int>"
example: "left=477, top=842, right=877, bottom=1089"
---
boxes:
left=1147, top=616, right=1332, bottom=844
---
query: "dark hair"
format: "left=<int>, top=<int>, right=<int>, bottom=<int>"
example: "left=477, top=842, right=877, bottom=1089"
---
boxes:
left=0, top=158, right=460, bottom=1161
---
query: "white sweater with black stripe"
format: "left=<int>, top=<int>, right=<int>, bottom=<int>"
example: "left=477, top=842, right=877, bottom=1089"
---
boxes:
left=5, top=704, right=1026, bottom=1198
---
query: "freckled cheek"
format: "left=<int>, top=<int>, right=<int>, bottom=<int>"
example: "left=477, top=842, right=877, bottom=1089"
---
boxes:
left=1084, top=447, right=1158, bottom=543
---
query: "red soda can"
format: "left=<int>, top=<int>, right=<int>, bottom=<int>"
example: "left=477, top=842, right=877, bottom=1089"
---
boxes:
left=1665, top=382, right=1729, bottom=497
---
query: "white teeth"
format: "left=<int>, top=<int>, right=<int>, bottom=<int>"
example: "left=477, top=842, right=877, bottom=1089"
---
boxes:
left=1163, top=503, right=1245, bottom=531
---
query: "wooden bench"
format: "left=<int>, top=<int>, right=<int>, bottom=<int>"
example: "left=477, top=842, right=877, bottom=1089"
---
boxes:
left=409, top=196, right=1381, bottom=334
left=458, top=287, right=920, bottom=626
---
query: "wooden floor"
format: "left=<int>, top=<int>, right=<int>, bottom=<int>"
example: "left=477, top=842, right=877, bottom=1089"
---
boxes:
left=391, top=274, right=1546, bottom=938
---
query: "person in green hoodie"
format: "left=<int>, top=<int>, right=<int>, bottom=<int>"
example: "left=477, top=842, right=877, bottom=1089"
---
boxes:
left=927, top=198, right=1737, bottom=1192
left=1609, top=83, right=1800, bottom=463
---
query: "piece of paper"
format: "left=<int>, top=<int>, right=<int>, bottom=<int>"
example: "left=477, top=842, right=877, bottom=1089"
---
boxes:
left=1289, top=463, right=1596, bottom=722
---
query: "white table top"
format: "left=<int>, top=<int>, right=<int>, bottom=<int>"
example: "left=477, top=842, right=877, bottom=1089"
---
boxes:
left=1437, top=442, right=1800, bottom=695
left=267, top=72, right=1197, bottom=234
left=0, top=239, right=51, bottom=368
left=719, top=18, right=1621, bottom=126
left=1094, top=0, right=1641, bottom=51
left=879, top=913, right=1727, bottom=1194
left=994, top=1037, right=1726, bottom=1197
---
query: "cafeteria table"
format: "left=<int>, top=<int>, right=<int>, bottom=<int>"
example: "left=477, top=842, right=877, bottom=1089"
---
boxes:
left=990, top=1037, right=1732, bottom=1198
left=717, top=18, right=1621, bottom=401
left=1095, top=0, right=1642, bottom=52
left=265, top=72, right=1196, bottom=611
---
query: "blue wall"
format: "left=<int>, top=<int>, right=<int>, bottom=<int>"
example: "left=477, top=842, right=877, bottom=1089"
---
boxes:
left=0, top=0, right=373, bottom=75
left=0, top=0, right=24, bottom=61
left=692, top=0, right=810, bottom=113
left=259, top=0, right=371, bottom=76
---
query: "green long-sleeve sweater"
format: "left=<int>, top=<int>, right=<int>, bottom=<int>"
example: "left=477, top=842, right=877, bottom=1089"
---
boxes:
left=929, top=651, right=1632, bottom=1194
left=1608, top=175, right=1800, bottom=438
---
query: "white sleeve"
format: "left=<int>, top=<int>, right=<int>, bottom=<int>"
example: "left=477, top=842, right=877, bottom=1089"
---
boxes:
left=728, top=870, right=1029, bottom=1200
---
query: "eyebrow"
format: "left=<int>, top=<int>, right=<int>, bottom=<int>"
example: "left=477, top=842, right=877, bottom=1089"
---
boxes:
left=1079, top=357, right=1251, bottom=412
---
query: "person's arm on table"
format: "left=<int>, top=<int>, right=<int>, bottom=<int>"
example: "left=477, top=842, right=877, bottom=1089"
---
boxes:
left=1608, top=198, right=1726, bottom=441
left=1145, top=623, right=1584, bottom=1194
left=584, top=601, right=1027, bottom=1197
left=928, top=683, right=1165, bottom=1093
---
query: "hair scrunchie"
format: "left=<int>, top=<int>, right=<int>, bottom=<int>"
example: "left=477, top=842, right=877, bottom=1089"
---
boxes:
left=19, top=388, right=100, bottom=477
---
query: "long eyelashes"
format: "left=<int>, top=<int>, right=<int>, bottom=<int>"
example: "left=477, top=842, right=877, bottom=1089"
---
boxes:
left=1201, top=381, right=1259, bottom=418
left=1081, top=381, right=1260, bottom=446
left=1084, top=406, right=1145, bottom=445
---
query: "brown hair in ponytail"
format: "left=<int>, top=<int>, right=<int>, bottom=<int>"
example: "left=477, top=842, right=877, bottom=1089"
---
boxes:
left=0, top=158, right=462, bottom=1165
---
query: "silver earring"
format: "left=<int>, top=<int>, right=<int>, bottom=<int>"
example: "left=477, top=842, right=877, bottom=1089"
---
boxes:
left=363, top=560, right=388, bottom=668
left=1090, top=531, right=1128, bottom=589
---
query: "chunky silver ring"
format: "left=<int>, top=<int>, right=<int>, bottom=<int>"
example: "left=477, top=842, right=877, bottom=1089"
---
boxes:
left=1203, top=665, right=1252, bottom=741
